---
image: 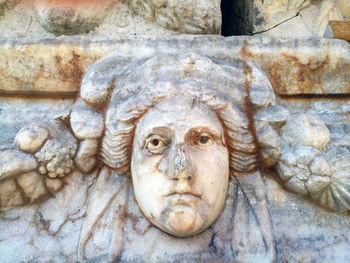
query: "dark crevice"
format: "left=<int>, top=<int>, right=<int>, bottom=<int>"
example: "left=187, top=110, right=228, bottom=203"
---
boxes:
left=221, top=0, right=248, bottom=36
left=221, top=0, right=307, bottom=36
left=251, top=12, right=301, bottom=35
left=220, top=0, right=234, bottom=36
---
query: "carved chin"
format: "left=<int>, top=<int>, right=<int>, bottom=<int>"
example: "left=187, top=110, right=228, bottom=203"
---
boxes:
left=159, top=206, right=206, bottom=237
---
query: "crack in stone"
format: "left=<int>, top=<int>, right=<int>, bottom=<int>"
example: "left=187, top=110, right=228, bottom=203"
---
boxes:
left=251, top=0, right=308, bottom=35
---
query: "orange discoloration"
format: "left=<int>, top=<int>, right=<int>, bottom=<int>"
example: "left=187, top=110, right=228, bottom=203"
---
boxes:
left=241, top=40, right=253, bottom=59
left=240, top=40, right=261, bottom=173
left=55, top=51, right=84, bottom=91
left=0, top=47, right=100, bottom=96
left=183, top=58, right=195, bottom=77
left=269, top=53, right=330, bottom=95
left=268, top=61, right=284, bottom=94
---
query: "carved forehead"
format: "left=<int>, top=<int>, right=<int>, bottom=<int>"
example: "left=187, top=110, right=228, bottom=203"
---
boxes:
left=134, top=96, right=224, bottom=141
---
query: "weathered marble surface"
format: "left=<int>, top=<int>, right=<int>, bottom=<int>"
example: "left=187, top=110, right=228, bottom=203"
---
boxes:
left=0, top=0, right=221, bottom=37
left=0, top=97, right=74, bottom=151
left=337, top=0, right=350, bottom=20
left=1, top=171, right=349, bottom=262
left=0, top=36, right=350, bottom=262
left=234, top=0, right=348, bottom=37
left=35, top=0, right=115, bottom=35
left=1, top=36, right=349, bottom=95
left=1, top=0, right=350, bottom=38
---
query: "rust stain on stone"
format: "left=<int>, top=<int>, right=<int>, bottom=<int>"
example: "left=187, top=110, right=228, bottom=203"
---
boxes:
left=268, top=53, right=330, bottom=95
left=268, top=61, right=284, bottom=93
left=240, top=40, right=261, bottom=174
left=55, top=51, right=84, bottom=90
left=241, top=40, right=253, bottom=59
left=183, top=58, right=195, bottom=77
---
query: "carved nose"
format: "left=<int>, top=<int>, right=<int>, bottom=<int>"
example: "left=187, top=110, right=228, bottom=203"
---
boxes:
left=168, top=144, right=194, bottom=181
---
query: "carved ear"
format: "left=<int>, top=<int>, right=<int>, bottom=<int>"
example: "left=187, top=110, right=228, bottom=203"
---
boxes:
left=78, top=168, right=129, bottom=262
left=230, top=172, right=276, bottom=262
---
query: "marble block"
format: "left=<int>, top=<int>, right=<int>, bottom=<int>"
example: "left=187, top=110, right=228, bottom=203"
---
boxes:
left=0, top=36, right=349, bottom=262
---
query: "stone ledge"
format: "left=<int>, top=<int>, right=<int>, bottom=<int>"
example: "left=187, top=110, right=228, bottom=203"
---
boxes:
left=0, top=35, right=349, bottom=96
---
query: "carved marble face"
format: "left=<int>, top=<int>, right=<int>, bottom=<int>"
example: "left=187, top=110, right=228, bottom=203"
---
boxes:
left=131, top=96, right=229, bottom=237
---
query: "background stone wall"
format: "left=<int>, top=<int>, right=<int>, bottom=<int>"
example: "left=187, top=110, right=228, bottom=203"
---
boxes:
left=0, top=1, right=350, bottom=262
left=221, top=0, right=349, bottom=37
left=0, top=0, right=349, bottom=38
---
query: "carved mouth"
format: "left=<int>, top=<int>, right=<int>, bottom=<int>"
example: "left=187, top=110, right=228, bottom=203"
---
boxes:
left=166, top=193, right=202, bottom=206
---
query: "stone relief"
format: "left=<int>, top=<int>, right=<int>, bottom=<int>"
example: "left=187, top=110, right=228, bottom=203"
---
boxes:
left=0, top=50, right=349, bottom=261
left=0, top=0, right=221, bottom=37
left=130, top=94, right=230, bottom=237
left=1, top=0, right=349, bottom=38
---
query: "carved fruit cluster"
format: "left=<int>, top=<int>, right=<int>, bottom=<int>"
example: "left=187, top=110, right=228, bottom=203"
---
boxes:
left=35, top=138, right=76, bottom=178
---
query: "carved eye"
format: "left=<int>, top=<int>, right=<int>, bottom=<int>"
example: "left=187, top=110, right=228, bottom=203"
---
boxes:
left=195, top=133, right=213, bottom=147
left=145, top=136, right=167, bottom=154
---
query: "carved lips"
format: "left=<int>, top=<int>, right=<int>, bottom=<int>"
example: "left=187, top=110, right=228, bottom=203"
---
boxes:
left=166, top=192, right=202, bottom=206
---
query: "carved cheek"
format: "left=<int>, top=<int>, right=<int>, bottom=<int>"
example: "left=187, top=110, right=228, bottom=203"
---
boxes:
left=132, top=151, right=162, bottom=180
left=131, top=154, right=168, bottom=217
left=157, top=155, right=169, bottom=173
left=192, top=145, right=228, bottom=205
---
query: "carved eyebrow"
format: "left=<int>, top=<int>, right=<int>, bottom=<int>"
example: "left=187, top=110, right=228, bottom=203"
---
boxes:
left=186, top=126, right=225, bottom=146
left=188, top=126, right=222, bottom=138
left=149, top=126, right=173, bottom=136
left=140, top=127, right=173, bottom=145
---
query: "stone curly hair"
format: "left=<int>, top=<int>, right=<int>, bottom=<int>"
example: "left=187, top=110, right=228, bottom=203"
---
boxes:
left=100, top=78, right=259, bottom=175
left=75, top=52, right=264, bottom=175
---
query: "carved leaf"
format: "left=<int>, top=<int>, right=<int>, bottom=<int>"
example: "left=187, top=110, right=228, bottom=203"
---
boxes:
left=17, top=172, right=47, bottom=203
left=0, top=150, right=37, bottom=181
left=0, top=179, right=23, bottom=208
